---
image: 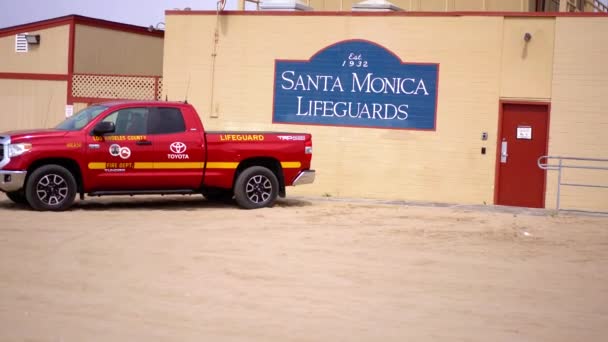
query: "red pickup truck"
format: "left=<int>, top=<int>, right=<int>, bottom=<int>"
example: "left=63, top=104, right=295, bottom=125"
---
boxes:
left=0, top=101, right=315, bottom=211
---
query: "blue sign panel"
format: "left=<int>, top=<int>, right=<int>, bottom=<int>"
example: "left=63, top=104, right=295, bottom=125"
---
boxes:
left=273, top=40, right=439, bottom=130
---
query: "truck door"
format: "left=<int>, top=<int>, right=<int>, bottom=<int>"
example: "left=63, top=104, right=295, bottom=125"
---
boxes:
left=146, top=107, right=205, bottom=189
left=85, top=107, right=158, bottom=191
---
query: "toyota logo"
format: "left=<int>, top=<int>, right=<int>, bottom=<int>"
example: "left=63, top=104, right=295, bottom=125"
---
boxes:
left=170, top=142, right=187, bottom=154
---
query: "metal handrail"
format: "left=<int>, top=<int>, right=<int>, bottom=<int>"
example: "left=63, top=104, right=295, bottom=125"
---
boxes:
left=538, top=156, right=608, bottom=211
left=587, top=0, right=608, bottom=12
left=564, top=0, right=608, bottom=12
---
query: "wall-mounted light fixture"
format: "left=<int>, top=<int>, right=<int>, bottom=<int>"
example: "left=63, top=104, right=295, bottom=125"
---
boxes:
left=524, top=32, right=532, bottom=42
left=25, top=34, right=40, bottom=44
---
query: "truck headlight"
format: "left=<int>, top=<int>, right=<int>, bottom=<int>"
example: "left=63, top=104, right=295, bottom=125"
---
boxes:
left=8, top=143, right=32, bottom=157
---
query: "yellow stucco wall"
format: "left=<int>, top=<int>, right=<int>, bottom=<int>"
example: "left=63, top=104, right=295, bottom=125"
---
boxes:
left=163, top=13, right=607, bottom=210
left=0, top=25, right=69, bottom=74
left=500, top=18, right=554, bottom=100
left=548, top=18, right=608, bottom=212
left=0, top=79, right=67, bottom=131
left=306, top=0, right=532, bottom=11
left=73, top=25, right=163, bottom=76
left=163, top=13, right=509, bottom=204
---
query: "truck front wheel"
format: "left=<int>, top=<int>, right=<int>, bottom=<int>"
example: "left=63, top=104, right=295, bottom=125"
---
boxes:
left=25, top=164, right=77, bottom=211
left=234, top=166, right=279, bottom=209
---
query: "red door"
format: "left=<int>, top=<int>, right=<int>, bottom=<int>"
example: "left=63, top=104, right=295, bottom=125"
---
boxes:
left=495, top=103, right=549, bottom=208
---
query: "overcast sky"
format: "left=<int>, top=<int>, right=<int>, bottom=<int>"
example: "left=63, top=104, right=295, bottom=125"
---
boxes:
left=0, top=0, right=241, bottom=29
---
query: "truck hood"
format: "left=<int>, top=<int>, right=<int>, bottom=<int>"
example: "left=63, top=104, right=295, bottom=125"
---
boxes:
left=1, top=129, right=69, bottom=141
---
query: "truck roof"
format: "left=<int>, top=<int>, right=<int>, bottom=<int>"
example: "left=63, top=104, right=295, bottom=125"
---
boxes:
left=95, top=100, right=192, bottom=107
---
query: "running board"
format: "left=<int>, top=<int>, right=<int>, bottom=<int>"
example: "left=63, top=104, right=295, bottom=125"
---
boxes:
left=88, top=189, right=198, bottom=197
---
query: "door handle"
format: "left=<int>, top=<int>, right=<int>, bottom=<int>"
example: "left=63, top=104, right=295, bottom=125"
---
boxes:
left=500, top=139, right=508, bottom=163
left=136, top=140, right=152, bottom=146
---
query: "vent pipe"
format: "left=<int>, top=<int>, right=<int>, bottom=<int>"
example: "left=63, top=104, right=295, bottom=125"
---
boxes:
left=352, top=0, right=403, bottom=11
left=260, top=0, right=313, bottom=11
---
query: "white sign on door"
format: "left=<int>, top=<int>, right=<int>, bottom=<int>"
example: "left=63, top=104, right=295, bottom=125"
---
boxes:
left=517, top=126, right=532, bottom=140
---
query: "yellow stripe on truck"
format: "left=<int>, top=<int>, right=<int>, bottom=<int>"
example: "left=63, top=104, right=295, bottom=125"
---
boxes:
left=205, top=162, right=239, bottom=169
left=134, top=162, right=155, bottom=169
left=88, top=161, right=301, bottom=170
left=137, top=162, right=205, bottom=169
left=88, top=162, right=107, bottom=170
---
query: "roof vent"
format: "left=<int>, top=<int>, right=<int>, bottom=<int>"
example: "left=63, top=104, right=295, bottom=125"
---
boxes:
left=352, top=0, right=403, bottom=11
left=260, top=0, right=313, bottom=11
left=15, top=33, right=28, bottom=53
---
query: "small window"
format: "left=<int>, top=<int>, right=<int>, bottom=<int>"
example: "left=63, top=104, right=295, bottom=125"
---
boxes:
left=15, top=33, right=28, bottom=53
left=102, top=108, right=149, bottom=135
left=149, top=107, right=186, bottom=135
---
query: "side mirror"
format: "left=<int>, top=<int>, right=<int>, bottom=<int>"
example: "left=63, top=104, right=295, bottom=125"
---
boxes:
left=93, top=121, right=115, bottom=135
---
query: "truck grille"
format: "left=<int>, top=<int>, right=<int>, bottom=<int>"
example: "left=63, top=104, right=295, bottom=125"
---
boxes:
left=0, top=135, right=6, bottom=163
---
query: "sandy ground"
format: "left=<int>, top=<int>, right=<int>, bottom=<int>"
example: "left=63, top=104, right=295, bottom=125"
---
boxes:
left=0, top=194, right=607, bottom=342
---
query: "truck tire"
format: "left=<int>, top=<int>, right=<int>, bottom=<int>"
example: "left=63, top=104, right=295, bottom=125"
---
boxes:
left=25, top=164, right=77, bottom=211
left=6, top=190, right=27, bottom=204
left=234, top=166, right=279, bottom=209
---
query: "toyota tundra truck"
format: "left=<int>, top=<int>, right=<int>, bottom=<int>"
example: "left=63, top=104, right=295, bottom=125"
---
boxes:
left=0, top=101, right=315, bottom=211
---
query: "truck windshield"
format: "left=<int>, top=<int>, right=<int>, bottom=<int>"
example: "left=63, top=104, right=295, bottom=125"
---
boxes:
left=55, top=105, right=108, bottom=131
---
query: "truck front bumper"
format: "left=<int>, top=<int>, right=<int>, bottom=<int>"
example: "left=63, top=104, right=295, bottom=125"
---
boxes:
left=293, top=170, right=315, bottom=186
left=0, top=170, right=27, bottom=193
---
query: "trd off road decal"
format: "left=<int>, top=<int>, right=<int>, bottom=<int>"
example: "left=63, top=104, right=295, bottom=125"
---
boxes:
left=273, top=39, right=439, bottom=130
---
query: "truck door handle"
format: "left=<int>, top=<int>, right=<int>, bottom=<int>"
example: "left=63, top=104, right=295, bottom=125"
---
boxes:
left=136, top=140, right=152, bottom=146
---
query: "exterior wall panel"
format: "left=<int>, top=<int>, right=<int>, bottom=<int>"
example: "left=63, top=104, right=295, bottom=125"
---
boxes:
left=549, top=17, right=608, bottom=212
left=163, top=13, right=607, bottom=210
left=74, top=25, right=163, bottom=76
left=0, top=79, right=68, bottom=132
left=453, top=0, right=485, bottom=11
left=163, top=14, right=505, bottom=204
left=500, top=18, right=554, bottom=99
left=0, top=25, right=69, bottom=74
left=485, top=0, right=527, bottom=11
left=305, top=0, right=530, bottom=11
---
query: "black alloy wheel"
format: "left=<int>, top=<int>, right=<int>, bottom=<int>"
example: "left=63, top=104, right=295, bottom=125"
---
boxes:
left=25, top=165, right=77, bottom=211
left=234, top=166, right=279, bottom=209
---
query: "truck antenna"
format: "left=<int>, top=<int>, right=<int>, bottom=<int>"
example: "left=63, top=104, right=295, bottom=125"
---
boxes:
left=184, top=74, right=191, bottom=104
left=43, top=92, right=54, bottom=128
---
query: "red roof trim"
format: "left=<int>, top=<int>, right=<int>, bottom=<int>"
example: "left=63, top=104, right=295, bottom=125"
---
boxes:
left=0, top=72, right=69, bottom=81
left=73, top=15, right=164, bottom=37
left=73, top=72, right=163, bottom=78
left=0, top=15, right=164, bottom=39
left=165, top=10, right=608, bottom=18
left=0, top=16, right=72, bottom=37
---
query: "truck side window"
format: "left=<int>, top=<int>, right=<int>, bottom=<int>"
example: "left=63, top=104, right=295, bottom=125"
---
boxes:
left=101, top=108, right=149, bottom=135
left=148, top=107, right=186, bottom=135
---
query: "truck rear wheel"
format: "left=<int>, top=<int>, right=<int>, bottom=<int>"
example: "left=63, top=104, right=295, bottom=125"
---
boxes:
left=25, top=164, right=77, bottom=211
left=6, top=190, right=27, bottom=204
left=234, top=166, right=279, bottom=209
